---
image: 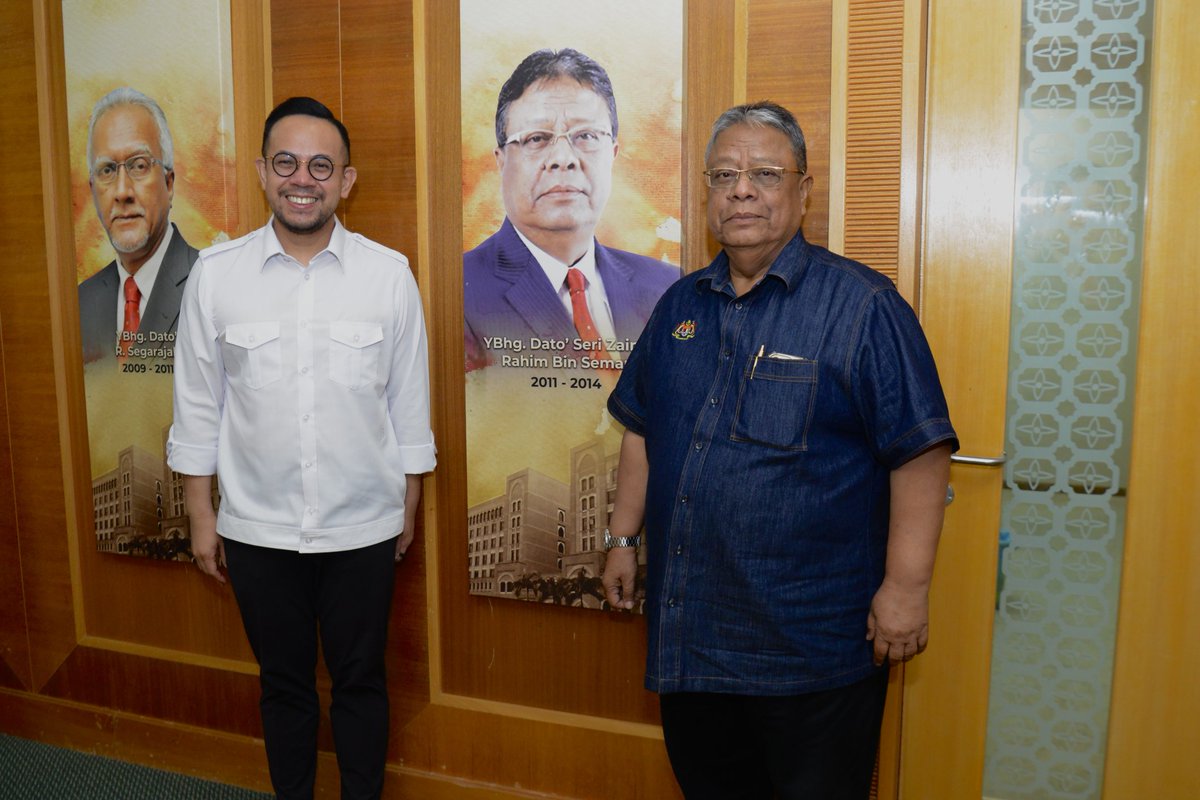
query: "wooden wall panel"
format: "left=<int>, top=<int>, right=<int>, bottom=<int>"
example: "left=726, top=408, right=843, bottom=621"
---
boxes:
left=0, top=326, right=29, bottom=691
left=428, top=0, right=663, bottom=726
left=842, top=1, right=906, bottom=282
left=746, top=0, right=832, bottom=250
left=268, top=0, right=341, bottom=109
left=682, top=0, right=742, bottom=269
left=268, top=0, right=432, bottom=737
left=47, top=4, right=271, bottom=666
left=5, top=0, right=76, bottom=692
left=1104, top=0, right=1200, bottom=795
left=340, top=0, right=420, bottom=261
left=1, top=1, right=903, bottom=797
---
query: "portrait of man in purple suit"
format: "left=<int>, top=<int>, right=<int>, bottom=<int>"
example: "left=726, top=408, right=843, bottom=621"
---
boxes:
left=463, top=48, right=680, bottom=371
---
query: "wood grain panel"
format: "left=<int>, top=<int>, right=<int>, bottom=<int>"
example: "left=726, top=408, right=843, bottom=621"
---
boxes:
left=395, top=703, right=680, bottom=799
left=683, top=0, right=741, bottom=269
left=39, top=647, right=262, bottom=737
left=843, top=1, right=905, bottom=281
left=901, top=0, right=1019, bottom=795
left=61, top=0, right=271, bottom=667
left=339, top=0, right=419, bottom=260
left=1104, top=0, right=1200, bottom=795
left=8, top=0, right=77, bottom=692
left=269, top=0, right=342, bottom=109
left=424, top=0, right=674, bottom=725
left=0, top=320, right=30, bottom=691
left=231, top=1, right=272, bottom=235
left=1, top=688, right=626, bottom=799
left=746, top=0, right=831, bottom=250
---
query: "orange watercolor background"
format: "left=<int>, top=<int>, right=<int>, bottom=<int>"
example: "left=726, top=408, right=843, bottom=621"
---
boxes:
left=63, top=0, right=238, bottom=285
left=460, top=0, right=683, bottom=265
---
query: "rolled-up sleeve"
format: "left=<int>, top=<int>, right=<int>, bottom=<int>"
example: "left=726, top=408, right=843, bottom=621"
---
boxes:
left=166, top=256, right=224, bottom=475
left=386, top=265, right=437, bottom=475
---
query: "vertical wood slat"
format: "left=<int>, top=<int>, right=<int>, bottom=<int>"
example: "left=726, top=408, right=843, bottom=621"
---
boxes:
left=843, top=0, right=906, bottom=283
left=17, top=0, right=78, bottom=692
left=0, top=0, right=44, bottom=695
left=683, top=0, right=742, bottom=269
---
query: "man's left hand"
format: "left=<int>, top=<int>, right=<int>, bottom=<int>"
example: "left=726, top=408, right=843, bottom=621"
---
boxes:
left=866, top=579, right=930, bottom=666
left=395, top=528, right=415, bottom=562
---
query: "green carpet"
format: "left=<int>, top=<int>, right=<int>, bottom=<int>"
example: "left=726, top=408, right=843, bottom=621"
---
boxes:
left=0, top=733, right=272, bottom=799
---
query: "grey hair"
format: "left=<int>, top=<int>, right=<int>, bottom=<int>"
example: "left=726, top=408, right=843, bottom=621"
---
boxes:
left=705, top=101, right=807, bottom=173
left=86, top=87, right=175, bottom=173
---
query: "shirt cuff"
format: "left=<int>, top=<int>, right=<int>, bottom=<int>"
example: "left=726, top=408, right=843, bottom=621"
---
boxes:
left=606, top=394, right=646, bottom=437
left=398, top=442, right=437, bottom=475
left=166, top=439, right=219, bottom=476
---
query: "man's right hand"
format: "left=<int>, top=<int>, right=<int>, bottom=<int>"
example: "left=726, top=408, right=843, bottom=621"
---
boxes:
left=602, top=547, right=638, bottom=610
left=191, top=515, right=226, bottom=584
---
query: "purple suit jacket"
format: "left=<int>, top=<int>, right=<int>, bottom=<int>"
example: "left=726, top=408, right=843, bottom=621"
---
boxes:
left=463, top=219, right=680, bottom=370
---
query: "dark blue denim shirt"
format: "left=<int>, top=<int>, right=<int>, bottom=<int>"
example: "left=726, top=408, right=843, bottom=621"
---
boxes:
left=608, top=231, right=957, bottom=695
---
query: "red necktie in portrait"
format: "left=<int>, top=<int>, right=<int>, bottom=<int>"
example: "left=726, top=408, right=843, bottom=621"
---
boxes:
left=120, top=275, right=141, bottom=360
left=566, top=267, right=613, bottom=364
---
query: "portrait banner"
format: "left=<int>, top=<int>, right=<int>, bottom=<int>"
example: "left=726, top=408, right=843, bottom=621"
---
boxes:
left=63, top=0, right=238, bottom=560
left=461, top=0, right=683, bottom=610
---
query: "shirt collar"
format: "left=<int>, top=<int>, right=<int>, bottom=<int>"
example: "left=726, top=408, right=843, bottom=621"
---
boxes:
left=699, top=229, right=810, bottom=295
left=116, top=222, right=174, bottom=294
left=512, top=224, right=598, bottom=289
left=260, top=216, right=348, bottom=271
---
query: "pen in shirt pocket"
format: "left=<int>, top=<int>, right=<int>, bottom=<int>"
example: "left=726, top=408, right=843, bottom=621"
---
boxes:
left=751, top=345, right=809, bottom=379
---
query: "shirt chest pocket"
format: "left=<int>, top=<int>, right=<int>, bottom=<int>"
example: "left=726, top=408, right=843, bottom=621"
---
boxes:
left=222, top=322, right=282, bottom=390
left=730, top=356, right=819, bottom=451
left=329, top=321, right=384, bottom=390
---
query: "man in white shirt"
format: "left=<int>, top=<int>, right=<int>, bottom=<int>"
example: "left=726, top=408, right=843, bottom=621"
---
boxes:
left=78, top=87, right=198, bottom=364
left=167, top=97, right=436, bottom=800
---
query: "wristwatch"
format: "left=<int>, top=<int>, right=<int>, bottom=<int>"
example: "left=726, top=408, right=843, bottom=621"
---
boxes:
left=603, top=528, right=641, bottom=551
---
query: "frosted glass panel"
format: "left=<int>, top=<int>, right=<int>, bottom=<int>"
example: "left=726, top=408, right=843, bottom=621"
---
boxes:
left=982, top=2, right=1155, bottom=798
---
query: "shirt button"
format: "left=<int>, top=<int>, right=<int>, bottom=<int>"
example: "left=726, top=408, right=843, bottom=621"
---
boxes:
left=735, top=303, right=743, bottom=310
left=301, top=366, right=309, bottom=374
left=709, top=397, right=718, bottom=405
left=668, top=598, right=677, bottom=608
left=353, top=334, right=360, bottom=342
left=675, top=545, right=683, bottom=555
left=680, top=495, right=688, bottom=504
left=723, top=350, right=732, bottom=359
left=304, top=273, right=311, bottom=281
left=694, top=442, right=703, bottom=451
left=248, top=334, right=256, bottom=343
left=305, top=461, right=313, bottom=468
left=304, top=536, right=313, bottom=544
left=302, top=414, right=310, bottom=422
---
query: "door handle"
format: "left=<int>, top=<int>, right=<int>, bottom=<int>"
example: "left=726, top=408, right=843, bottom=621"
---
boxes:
left=950, top=452, right=1007, bottom=467
left=946, top=452, right=1006, bottom=504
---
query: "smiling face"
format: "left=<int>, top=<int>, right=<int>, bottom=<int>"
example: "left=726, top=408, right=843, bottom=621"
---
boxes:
left=256, top=114, right=356, bottom=247
left=89, top=104, right=174, bottom=273
left=705, top=122, right=812, bottom=267
left=495, top=77, right=618, bottom=254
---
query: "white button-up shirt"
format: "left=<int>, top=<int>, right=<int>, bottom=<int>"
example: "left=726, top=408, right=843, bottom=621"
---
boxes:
left=167, top=219, right=436, bottom=553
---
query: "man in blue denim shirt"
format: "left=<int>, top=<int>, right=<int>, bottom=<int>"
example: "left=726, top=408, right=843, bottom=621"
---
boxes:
left=602, top=102, right=957, bottom=799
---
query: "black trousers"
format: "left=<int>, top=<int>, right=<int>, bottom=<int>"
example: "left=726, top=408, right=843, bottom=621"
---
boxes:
left=658, top=668, right=889, bottom=800
left=224, top=536, right=398, bottom=800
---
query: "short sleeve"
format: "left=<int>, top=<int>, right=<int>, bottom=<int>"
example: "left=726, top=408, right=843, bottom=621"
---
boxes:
left=852, top=288, right=958, bottom=468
